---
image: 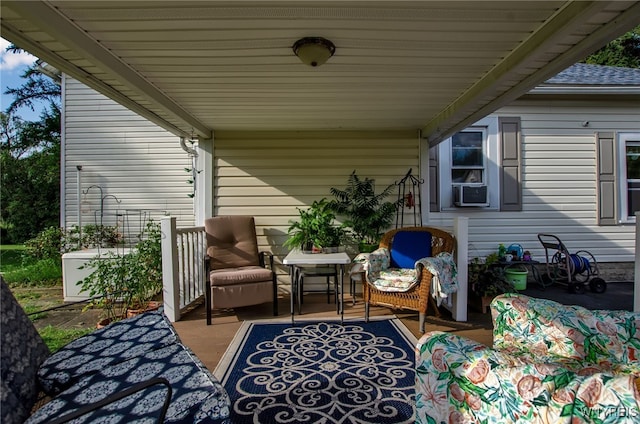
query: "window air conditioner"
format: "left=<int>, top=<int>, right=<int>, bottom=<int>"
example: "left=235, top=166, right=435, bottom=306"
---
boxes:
left=453, top=184, right=488, bottom=207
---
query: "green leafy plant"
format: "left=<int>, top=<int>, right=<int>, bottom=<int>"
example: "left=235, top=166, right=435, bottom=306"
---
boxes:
left=329, top=171, right=401, bottom=248
left=79, top=221, right=163, bottom=322
left=468, top=253, right=515, bottom=297
left=23, top=224, right=123, bottom=262
left=284, top=198, right=349, bottom=251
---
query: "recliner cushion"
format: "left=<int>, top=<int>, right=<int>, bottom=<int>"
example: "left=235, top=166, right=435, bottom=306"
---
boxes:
left=210, top=266, right=273, bottom=286
left=27, top=343, right=231, bottom=424
left=37, top=309, right=179, bottom=396
left=205, top=216, right=260, bottom=269
left=390, top=231, right=432, bottom=269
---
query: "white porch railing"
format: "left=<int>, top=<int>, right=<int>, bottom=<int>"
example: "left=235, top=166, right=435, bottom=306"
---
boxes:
left=161, top=216, right=206, bottom=322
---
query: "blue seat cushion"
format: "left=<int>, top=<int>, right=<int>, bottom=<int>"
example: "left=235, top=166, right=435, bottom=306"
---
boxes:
left=390, top=231, right=432, bottom=269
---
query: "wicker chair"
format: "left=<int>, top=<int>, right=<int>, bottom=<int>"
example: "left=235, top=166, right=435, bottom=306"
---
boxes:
left=363, top=226, right=455, bottom=333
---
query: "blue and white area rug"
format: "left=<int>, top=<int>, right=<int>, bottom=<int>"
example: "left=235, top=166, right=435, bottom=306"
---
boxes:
left=214, top=318, right=417, bottom=423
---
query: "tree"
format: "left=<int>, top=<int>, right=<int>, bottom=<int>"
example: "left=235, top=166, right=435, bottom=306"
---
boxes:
left=583, top=25, right=640, bottom=68
left=1, top=47, right=61, bottom=243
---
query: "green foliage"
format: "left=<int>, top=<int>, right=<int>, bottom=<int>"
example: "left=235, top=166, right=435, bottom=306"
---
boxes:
left=582, top=25, right=640, bottom=68
left=1, top=52, right=62, bottom=243
left=22, top=224, right=123, bottom=262
left=468, top=253, right=515, bottom=297
left=38, top=326, right=94, bottom=353
left=79, top=221, right=162, bottom=321
left=0, top=244, right=25, bottom=270
left=23, top=226, right=65, bottom=261
left=1, top=109, right=61, bottom=243
left=66, top=224, right=124, bottom=250
left=284, top=198, right=349, bottom=250
left=2, top=258, right=62, bottom=287
left=329, top=171, right=401, bottom=245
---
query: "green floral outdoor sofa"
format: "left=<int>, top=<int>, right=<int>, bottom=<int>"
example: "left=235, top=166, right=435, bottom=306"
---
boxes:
left=415, top=293, right=640, bottom=423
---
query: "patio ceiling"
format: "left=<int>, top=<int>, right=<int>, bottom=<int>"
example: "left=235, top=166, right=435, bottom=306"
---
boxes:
left=1, top=1, right=639, bottom=144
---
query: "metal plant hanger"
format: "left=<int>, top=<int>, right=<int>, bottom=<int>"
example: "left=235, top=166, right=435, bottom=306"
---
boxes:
left=396, top=168, right=424, bottom=228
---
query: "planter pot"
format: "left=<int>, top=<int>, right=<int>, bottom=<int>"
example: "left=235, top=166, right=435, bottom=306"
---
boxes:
left=96, top=318, right=111, bottom=329
left=126, top=300, right=162, bottom=318
left=480, top=296, right=493, bottom=314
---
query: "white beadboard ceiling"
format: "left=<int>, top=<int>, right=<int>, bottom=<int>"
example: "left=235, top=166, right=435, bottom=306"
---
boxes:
left=2, top=1, right=638, bottom=143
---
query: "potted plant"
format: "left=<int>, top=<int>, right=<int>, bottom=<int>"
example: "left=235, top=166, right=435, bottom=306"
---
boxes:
left=329, top=171, right=401, bottom=252
left=79, top=221, right=163, bottom=325
left=468, top=253, right=515, bottom=312
left=284, top=198, right=349, bottom=253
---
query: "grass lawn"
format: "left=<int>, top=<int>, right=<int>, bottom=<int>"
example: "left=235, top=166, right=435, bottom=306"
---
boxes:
left=0, top=244, right=26, bottom=271
left=1, top=244, right=62, bottom=287
left=2, top=244, right=94, bottom=351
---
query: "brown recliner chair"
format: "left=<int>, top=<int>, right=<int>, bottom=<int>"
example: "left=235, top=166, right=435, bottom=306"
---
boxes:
left=204, top=216, right=278, bottom=325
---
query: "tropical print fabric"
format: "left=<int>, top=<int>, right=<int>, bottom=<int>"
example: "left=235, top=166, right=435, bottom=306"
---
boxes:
left=492, top=294, right=640, bottom=376
left=415, top=294, right=640, bottom=423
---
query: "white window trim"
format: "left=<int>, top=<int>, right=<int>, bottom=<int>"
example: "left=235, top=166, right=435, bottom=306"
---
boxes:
left=618, top=132, right=640, bottom=224
left=437, top=117, right=500, bottom=210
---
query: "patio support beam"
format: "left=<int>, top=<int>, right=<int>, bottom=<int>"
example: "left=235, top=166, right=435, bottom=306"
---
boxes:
left=2, top=0, right=212, bottom=140
left=422, top=1, right=640, bottom=144
left=635, top=212, right=640, bottom=313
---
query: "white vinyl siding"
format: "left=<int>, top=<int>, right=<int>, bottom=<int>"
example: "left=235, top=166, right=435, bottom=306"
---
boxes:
left=62, top=76, right=195, bottom=238
left=428, top=99, right=640, bottom=263
left=212, top=130, right=420, bottom=264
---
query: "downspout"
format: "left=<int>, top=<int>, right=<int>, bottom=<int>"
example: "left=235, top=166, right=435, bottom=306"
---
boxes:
left=180, top=134, right=214, bottom=225
left=180, top=137, right=199, bottom=214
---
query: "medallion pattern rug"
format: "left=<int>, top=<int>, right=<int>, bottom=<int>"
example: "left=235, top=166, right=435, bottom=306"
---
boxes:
left=214, top=318, right=416, bottom=423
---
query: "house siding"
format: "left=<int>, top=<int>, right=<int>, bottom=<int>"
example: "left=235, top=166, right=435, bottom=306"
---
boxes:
left=62, top=76, right=195, bottom=239
left=212, top=130, right=421, bottom=269
left=428, top=98, right=640, bottom=264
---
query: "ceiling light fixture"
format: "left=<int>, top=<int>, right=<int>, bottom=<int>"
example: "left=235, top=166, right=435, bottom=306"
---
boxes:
left=292, top=37, right=336, bottom=67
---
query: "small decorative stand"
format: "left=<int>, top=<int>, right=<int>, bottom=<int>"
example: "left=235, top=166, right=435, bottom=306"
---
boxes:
left=396, top=168, right=424, bottom=228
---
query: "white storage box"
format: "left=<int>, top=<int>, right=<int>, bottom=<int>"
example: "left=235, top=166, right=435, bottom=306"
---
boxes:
left=62, top=248, right=131, bottom=302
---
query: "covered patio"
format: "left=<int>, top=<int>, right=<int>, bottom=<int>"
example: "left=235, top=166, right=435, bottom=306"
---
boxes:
left=3, top=1, right=639, bottom=322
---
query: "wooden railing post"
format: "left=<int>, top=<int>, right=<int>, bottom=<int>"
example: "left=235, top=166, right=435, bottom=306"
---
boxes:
left=161, top=216, right=181, bottom=322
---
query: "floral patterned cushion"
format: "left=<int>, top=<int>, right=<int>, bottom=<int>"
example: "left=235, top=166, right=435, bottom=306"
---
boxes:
left=416, top=331, right=640, bottom=424
left=37, top=308, right=180, bottom=395
left=357, top=247, right=419, bottom=292
left=26, top=343, right=231, bottom=424
left=491, top=293, right=640, bottom=375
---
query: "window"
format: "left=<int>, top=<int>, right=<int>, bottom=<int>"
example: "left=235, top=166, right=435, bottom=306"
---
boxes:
left=617, top=133, right=640, bottom=222
left=429, top=116, right=521, bottom=212
left=451, top=130, right=486, bottom=184
left=432, top=118, right=499, bottom=209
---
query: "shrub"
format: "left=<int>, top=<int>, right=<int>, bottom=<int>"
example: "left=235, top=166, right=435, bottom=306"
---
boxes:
left=79, top=221, right=162, bottom=321
left=23, top=224, right=124, bottom=262
left=23, top=226, right=65, bottom=261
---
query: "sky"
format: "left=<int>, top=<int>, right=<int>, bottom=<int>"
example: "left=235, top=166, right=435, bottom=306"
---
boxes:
left=0, top=37, right=44, bottom=121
